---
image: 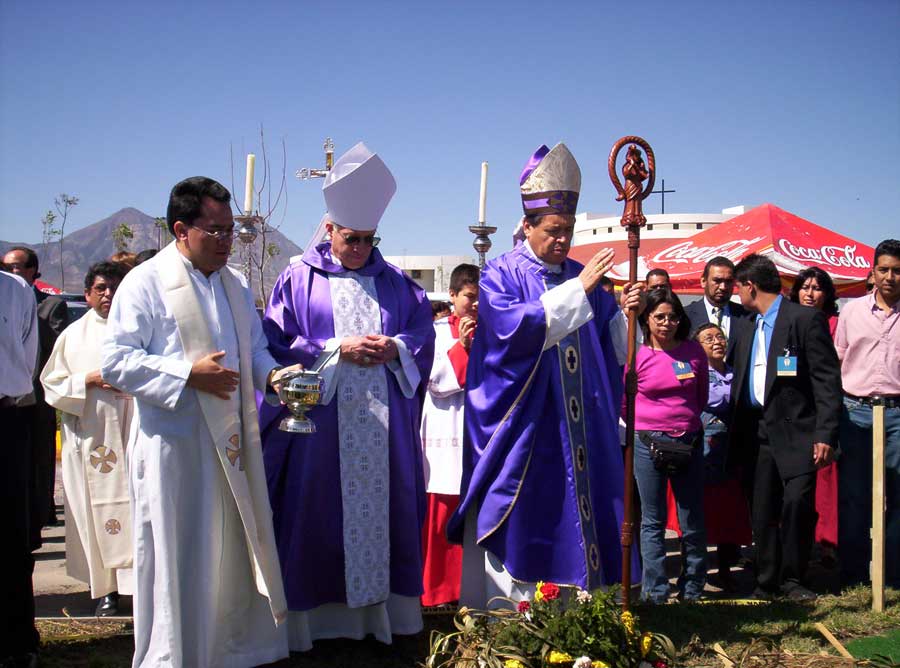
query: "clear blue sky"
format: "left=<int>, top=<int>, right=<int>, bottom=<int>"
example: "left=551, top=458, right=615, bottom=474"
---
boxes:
left=1, top=0, right=898, bottom=258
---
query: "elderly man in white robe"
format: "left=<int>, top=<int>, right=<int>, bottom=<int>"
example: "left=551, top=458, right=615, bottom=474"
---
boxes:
left=102, top=176, right=299, bottom=668
left=41, top=261, right=133, bottom=617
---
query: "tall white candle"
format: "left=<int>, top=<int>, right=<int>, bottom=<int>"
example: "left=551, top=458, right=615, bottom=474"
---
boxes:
left=243, top=153, right=256, bottom=213
left=478, top=161, right=488, bottom=223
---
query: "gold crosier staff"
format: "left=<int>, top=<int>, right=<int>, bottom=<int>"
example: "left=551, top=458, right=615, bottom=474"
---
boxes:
left=608, top=136, right=656, bottom=611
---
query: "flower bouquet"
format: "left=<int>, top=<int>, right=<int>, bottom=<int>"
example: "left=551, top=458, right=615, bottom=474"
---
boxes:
left=425, top=583, right=675, bottom=668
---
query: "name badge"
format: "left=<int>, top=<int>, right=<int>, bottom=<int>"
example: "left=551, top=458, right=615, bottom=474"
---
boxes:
left=777, top=356, right=798, bottom=377
left=672, top=361, right=695, bottom=380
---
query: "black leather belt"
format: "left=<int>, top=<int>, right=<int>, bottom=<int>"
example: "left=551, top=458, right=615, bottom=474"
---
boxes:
left=844, top=393, right=900, bottom=408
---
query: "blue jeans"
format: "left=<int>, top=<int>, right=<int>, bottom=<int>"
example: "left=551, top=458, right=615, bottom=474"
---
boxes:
left=838, top=397, right=900, bottom=587
left=634, top=431, right=707, bottom=602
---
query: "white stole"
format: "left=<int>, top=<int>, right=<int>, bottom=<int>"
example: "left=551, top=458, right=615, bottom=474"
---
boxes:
left=328, top=272, right=391, bottom=608
left=156, top=242, right=287, bottom=624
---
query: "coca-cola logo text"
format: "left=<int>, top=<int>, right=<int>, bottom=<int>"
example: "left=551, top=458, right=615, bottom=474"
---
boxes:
left=776, top=239, right=870, bottom=269
left=651, top=237, right=766, bottom=265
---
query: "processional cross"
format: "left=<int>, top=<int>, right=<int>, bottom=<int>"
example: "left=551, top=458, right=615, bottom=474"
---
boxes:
left=296, top=138, right=336, bottom=181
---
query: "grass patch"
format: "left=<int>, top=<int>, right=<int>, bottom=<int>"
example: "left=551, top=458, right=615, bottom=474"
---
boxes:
left=36, top=588, right=897, bottom=666
left=634, top=586, right=899, bottom=665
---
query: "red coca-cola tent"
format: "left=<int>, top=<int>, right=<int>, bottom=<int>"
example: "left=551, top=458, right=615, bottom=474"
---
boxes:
left=571, top=203, right=874, bottom=296
left=34, top=279, right=62, bottom=295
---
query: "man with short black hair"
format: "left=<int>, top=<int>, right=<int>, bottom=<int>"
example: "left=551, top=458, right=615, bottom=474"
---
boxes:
left=645, top=268, right=670, bottom=289
left=103, top=176, right=295, bottom=667
left=41, top=261, right=132, bottom=617
left=420, top=262, right=479, bottom=606
left=684, top=256, right=751, bottom=357
left=3, top=246, right=69, bottom=533
left=730, top=254, right=842, bottom=601
left=834, top=239, right=900, bottom=587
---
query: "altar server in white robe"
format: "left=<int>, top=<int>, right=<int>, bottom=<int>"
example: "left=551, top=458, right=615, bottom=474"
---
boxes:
left=41, top=261, right=133, bottom=617
left=419, top=262, right=479, bottom=607
left=102, top=176, right=299, bottom=668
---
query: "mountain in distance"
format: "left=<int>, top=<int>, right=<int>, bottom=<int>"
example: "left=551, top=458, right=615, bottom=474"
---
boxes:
left=0, top=207, right=303, bottom=302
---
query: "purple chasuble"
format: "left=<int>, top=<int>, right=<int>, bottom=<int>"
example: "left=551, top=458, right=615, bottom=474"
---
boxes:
left=258, top=243, right=434, bottom=611
left=447, top=243, right=640, bottom=588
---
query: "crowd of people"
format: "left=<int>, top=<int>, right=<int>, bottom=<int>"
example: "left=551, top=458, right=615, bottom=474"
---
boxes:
left=1, top=140, right=897, bottom=668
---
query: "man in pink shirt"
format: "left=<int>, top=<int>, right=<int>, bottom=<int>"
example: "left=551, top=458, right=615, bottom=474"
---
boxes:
left=834, top=239, right=900, bottom=587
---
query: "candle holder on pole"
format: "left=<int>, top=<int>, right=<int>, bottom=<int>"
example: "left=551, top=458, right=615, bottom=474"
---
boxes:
left=468, top=222, right=496, bottom=269
left=234, top=213, right=263, bottom=283
left=608, top=136, right=656, bottom=612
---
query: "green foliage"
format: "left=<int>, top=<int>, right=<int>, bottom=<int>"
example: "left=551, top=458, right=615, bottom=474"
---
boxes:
left=425, top=584, right=674, bottom=668
left=41, top=209, right=60, bottom=245
left=111, top=222, right=134, bottom=253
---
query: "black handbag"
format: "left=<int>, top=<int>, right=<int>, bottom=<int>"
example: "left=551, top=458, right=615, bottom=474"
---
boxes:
left=638, top=431, right=699, bottom=475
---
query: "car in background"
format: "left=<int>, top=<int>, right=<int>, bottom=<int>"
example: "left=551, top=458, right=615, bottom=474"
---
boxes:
left=57, top=293, right=90, bottom=322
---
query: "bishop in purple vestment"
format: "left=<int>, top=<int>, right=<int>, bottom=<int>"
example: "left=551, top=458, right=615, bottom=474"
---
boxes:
left=258, top=143, right=434, bottom=650
left=447, top=143, right=641, bottom=604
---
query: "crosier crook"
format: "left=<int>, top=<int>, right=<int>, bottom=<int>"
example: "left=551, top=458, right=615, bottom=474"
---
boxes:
left=608, top=135, right=655, bottom=611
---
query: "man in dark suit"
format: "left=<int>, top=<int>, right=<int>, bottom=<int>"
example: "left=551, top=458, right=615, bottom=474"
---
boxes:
left=3, top=247, right=69, bottom=541
left=730, top=254, right=841, bottom=601
left=683, top=256, right=752, bottom=359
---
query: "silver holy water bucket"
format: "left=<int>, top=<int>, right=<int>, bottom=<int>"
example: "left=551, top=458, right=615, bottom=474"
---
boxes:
left=276, top=370, right=323, bottom=434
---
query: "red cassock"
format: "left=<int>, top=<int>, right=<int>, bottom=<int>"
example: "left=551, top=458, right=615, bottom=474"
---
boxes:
left=666, top=477, right=752, bottom=546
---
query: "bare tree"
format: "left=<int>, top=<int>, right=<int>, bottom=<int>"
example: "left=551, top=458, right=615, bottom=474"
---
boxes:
left=41, top=210, right=59, bottom=246
left=112, top=222, right=134, bottom=253
left=229, top=125, right=288, bottom=304
left=54, top=193, right=79, bottom=290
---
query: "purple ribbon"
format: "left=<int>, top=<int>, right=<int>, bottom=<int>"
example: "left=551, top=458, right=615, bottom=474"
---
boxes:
left=519, top=144, right=550, bottom=185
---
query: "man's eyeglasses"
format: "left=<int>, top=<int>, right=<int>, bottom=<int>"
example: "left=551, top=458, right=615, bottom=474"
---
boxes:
left=336, top=229, right=380, bottom=247
left=90, top=283, right=118, bottom=296
left=190, top=225, right=236, bottom=242
left=699, top=334, right=727, bottom=344
left=650, top=313, right=681, bottom=324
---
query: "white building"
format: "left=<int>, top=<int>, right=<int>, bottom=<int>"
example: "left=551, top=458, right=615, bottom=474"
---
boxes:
left=573, top=206, right=745, bottom=247
left=382, top=254, right=476, bottom=293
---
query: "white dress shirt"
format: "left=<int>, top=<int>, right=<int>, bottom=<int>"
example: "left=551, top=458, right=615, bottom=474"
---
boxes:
left=0, top=270, right=38, bottom=399
left=704, top=297, right=734, bottom=339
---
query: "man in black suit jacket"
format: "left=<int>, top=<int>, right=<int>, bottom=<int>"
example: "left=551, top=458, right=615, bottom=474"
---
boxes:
left=683, top=256, right=752, bottom=359
left=2, top=247, right=69, bottom=541
left=730, top=254, right=841, bottom=601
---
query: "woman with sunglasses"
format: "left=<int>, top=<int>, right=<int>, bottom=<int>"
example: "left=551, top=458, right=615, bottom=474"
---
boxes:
left=630, top=287, right=709, bottom=603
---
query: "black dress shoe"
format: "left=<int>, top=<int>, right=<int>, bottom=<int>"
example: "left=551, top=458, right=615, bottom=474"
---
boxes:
left=96, top=592, right=120, bottom=617
left=781, top=582, right=817, bottom=602
left=750, top=586, right=777, bottom=601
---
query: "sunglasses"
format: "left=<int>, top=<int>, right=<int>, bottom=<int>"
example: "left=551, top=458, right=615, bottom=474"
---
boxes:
left=336, top=229, right=380, bottom=247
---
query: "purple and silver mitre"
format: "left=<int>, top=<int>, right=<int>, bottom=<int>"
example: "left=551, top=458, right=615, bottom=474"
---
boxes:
left=519, top=142, right=582, bottom=216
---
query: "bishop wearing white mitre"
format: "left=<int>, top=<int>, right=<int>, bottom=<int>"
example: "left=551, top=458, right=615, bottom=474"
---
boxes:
left=102, top=177, right=298, bottom=668
left=41, top=261, right=133, bottom=617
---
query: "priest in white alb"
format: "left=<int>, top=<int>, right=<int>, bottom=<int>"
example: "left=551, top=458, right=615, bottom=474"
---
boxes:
left=102, top=176, right=298, bottom=668
left=41, top=261, right=132, bottom=617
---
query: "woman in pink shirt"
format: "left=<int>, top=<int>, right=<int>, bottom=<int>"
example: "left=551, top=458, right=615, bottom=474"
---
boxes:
left=629, top=288, right=709, bottom=603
